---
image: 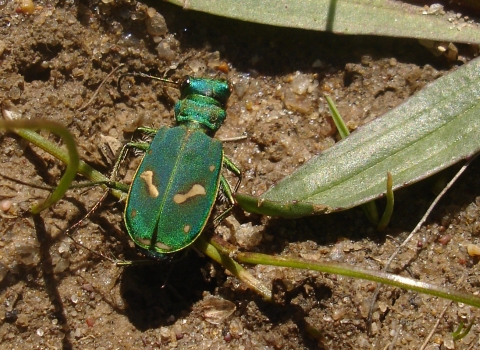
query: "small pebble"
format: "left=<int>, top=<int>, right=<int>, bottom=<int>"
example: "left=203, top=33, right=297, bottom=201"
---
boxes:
left=0, top=40, right=6, bottom=56
left=438, top=235, right=451, bottom=245
left=145, top=9, right=167, bottom=37
left=467, top=244, right=480, bottom=256
left=19, top=0, right=35, bottom=14
left=0, top=199, right=12, bottom=212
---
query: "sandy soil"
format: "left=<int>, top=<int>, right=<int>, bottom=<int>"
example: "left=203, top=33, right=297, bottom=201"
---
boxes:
left=0, top=1, right=479, bottom=349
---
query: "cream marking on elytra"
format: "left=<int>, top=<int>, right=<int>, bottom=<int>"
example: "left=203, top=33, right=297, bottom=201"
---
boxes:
left=139, top=237, right=172, bottom=251
left=140, top=170, right=159, bottom=198
left=183, top=224, right=191, bottom=233
left=173, top=184, right=206, bottom=204
left=157, top=242, right=172, bottom=250
left=209, top=165, right=215, bottom=172
left=138, top=238, right=151, bottom=246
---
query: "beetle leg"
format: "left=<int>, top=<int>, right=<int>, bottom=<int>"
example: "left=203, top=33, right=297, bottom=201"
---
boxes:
left=212, top=175, right=236, bottom=225
left=222, top=156, right=242, bottom=193
left=109, top=140, right=149, bottom=182
left=212, top=156, right=242, bottom=225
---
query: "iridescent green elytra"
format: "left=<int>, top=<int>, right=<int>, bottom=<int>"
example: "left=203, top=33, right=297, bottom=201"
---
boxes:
left=122, top=77, right=241, bottom=259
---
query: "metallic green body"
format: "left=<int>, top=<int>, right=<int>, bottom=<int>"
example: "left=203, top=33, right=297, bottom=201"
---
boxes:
left=125, top=125, right=223, bottom=255
left=124, top=77, right=231, bottom=259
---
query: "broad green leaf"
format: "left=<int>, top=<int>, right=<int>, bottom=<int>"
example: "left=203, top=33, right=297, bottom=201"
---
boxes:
left=236, top=57, right=480, bottom=218
left=167, top=0, right=480, bottom=44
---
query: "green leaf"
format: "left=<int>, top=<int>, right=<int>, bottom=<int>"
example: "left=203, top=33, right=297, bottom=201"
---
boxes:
left=236, top=57, right=480, bottom=217
left=167, top=0, right=480, bottom=44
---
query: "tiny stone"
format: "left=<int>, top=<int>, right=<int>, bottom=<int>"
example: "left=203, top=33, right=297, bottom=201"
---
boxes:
left=159, top=327, right=171, bottom=340
left=8, top=86, right=21, bottom=100
left=0, top=199, right=11, bottom=212
left=0, top=40, right=6, bottom=56
left=53, top=258, right=70, bottom=273
left=15, top=242, right=40, bottom=266
left=443, top=333, right=454, bottom=349
left=229, top=318, right=244, bottom=337
left=173, top=324, right=183, bottom=340
left=0, top=262, right=8, bottom=283
left=71, top=294, right=79, bottom=304
left=156, top=41, right=176, bottom=61
left=16, top=313, right=29, bottom=327
left=467, top=244, right=480, bottom=256
left=290, top=74, right=311, bottom=95
left=145, top=10, right=167, bottom=37
left=58, top=241, right=70, bottom=254
left=20, top=0, right=35, bottom=14
left=332, top=308, right=346, bottom=321
left=82, top=283, right=94, bottom=292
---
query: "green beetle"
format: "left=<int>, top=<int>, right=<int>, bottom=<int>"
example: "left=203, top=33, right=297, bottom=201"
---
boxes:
left=118, top=77, right=241, bottom=259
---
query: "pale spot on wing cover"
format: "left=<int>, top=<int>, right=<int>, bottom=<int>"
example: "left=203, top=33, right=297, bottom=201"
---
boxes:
left=173, top=184, right=206, bottom=204
left=140, top=170, right=159, bottom=198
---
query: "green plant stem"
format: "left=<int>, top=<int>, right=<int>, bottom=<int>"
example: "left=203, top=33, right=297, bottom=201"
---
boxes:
left=377, top=172, right=394, bottom=231
left=196, top=236, right=272, bottom=300
left=0, top=120, right=81, bottom=213
left=236, top=252, right=480, bottom=308
left=0, top=119, right=126, bottom=201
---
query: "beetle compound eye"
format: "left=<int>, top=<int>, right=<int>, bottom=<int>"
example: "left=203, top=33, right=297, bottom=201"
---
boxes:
left=181, top=76, right=191, bottom=90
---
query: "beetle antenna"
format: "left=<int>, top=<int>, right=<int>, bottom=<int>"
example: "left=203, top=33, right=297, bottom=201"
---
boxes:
left=118, top=71, right=179, bottom=91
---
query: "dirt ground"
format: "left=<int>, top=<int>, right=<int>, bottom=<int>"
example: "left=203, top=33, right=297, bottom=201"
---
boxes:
left=1, top=0, right=480, bottom=349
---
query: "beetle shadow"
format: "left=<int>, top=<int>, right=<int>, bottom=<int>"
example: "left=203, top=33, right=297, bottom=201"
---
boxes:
left=118, top=251, right=217, bottom=331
